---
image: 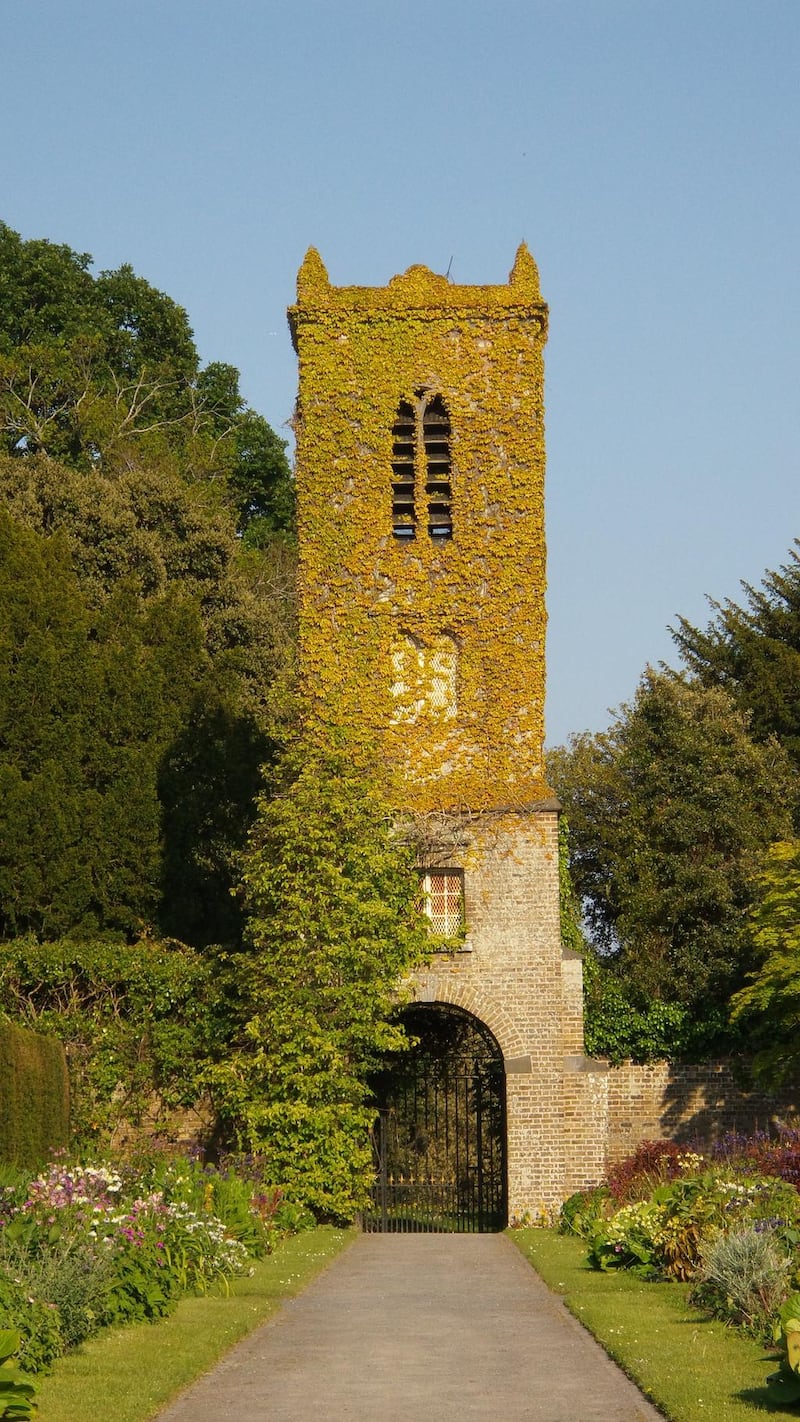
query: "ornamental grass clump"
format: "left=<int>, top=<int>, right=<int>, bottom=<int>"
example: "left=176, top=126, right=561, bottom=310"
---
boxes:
left=692, top=1226, right=792, bottom=1339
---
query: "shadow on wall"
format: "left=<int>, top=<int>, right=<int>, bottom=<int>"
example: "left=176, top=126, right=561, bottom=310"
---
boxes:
left=606, top=1059, right=800, bottom=1163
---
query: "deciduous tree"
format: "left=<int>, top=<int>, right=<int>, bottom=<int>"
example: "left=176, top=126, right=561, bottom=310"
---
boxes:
left=209, top=742, right=431, bottom=1219
left=730, top=841, right=800, bottom=1083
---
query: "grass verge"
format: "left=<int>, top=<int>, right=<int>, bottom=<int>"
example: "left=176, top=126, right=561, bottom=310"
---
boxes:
left=510, top=1229, right=791, bottom=1422
left=36, top=1225, right=354, bottom=1422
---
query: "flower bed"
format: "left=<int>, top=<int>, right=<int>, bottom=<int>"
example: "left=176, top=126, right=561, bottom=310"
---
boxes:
left=558, top=1130, right=800, bottom=1406
left=0, top=1152, right=309, bottom=1379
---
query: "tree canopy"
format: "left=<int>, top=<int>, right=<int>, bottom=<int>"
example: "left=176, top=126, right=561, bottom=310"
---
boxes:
left=0, top=221, right=294, bottom=541
left=672, top=540, right=800, bottom=778
left=549, top=670, right=797, bottom=1045
left=730, top=841, right=800, bottom=1084
left=0, top=223, right=297, bottom=947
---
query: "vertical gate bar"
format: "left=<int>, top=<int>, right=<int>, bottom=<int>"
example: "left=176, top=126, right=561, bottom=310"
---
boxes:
left=457, top=1069, right=463, bottom=1228
left=480, top=1075, right=485, bottom=1234
left=379, top=1110, right=388, bottom=1233
left=465, top=1075, right=473, bottom=1232
left=470, top=1077, right=476, bottom=1233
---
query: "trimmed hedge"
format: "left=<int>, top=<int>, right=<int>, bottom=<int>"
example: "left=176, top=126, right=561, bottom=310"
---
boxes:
left=0, top=1022, right=69, bottom=1165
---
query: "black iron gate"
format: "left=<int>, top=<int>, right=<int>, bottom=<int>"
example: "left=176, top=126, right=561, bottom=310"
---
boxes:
left=363, top=1006, right=506, bottom=1233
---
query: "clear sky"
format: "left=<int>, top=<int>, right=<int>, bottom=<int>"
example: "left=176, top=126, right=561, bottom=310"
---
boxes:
left=3, top=0, right=798, bottom=747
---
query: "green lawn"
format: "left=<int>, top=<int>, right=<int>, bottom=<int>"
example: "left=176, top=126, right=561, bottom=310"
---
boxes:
left=511, top=1228, right=792, bottom=1422
left=35, top=1226, right=353, bottom=1422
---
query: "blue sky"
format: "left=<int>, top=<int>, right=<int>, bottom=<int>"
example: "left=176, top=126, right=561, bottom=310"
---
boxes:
left=3, top=0, right=798, bottom=746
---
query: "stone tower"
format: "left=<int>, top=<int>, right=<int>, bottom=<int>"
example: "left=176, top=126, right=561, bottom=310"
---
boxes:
left=289, top=248, right=603, bottom=1215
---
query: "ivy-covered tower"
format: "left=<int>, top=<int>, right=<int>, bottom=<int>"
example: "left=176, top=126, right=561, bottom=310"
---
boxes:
left=289, top=248, right=604, bottom=1216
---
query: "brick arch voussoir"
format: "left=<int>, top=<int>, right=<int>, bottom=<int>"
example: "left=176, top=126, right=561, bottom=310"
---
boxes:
left=410, top=978, right=526, bottom=1061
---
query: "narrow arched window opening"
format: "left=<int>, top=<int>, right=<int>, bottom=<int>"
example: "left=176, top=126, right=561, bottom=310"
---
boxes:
left=391, top=392, right=453, bottom=542
left=391, top=400, right=416, bottom=538
left=423, top=395, right=452, bottom=540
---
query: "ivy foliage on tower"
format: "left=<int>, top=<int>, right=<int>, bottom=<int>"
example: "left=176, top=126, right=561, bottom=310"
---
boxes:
left=290, top=246, right=550, bottom=814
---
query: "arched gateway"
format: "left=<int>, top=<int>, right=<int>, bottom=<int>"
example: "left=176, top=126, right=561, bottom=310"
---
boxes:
left=289, top=248, right=606, bottom=1223
left=367, top=1004, right=507, bottom=1233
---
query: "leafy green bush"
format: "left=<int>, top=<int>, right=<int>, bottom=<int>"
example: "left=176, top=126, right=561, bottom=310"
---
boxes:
left=558, top=1186, right=611, bottom=1238
left=605, top=1139, right=688, bottom=1204
left=767, top=1293, right=800, bottom=1404
left=210, top=741, right=431, bottom=1221
left=588, top=1199, right=666, bottom=1278
left=0, top=937, right=217, bottom=1146
left=0, top=1218, right=112, bottom=1350
left=0, top=1329, right=38, bottom=1420
left=0, top=1271, right=63, bottom=1375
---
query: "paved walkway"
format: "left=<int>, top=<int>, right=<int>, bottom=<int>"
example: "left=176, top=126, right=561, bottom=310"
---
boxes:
left=156, top=1233, right=664, bottom=1422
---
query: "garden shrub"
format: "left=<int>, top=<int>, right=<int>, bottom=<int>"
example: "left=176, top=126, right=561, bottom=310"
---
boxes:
left=0, top=1329, right=38, bottom=1419
left=0, top=1218, right=113, bottom=1350
left=211, top=741, right=431, bottom=1221
left=767, top=1293, right=800, bottom=1405
left=0, top=1270, right=63, bottom=1374
left=588, top=1199, right=666, bottom=1278
left=558, top=1185, right=611, bottom=1238
left=588, top=1162, right=800, bottom=1284
left=605, top=1139, right=687, bottom=1204
left=710, top=1128, right=800, bottom=1190
left=0, top=1023, right=69, bottom=1168
left=0, top=937, right=217, bottom=1148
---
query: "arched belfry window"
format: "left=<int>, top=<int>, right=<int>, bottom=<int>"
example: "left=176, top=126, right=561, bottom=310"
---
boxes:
left=391, top=401, right=416, bottom=538
left=422, top=396, right=452, bottom=540
left=391, top=392, right=453, bottom=541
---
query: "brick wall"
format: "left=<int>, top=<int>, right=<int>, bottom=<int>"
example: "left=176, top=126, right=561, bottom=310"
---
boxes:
left=411, top=803, right=607, bottom=1215
left=604, top=1060, right=800, bottom=1166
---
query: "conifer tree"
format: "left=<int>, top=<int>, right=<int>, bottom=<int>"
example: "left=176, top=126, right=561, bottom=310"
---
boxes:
left=672, top=540, right=800, bottom=777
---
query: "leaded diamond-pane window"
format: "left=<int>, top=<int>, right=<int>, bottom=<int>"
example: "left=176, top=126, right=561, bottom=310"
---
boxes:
left=421, top=869, right=465, bottom=937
